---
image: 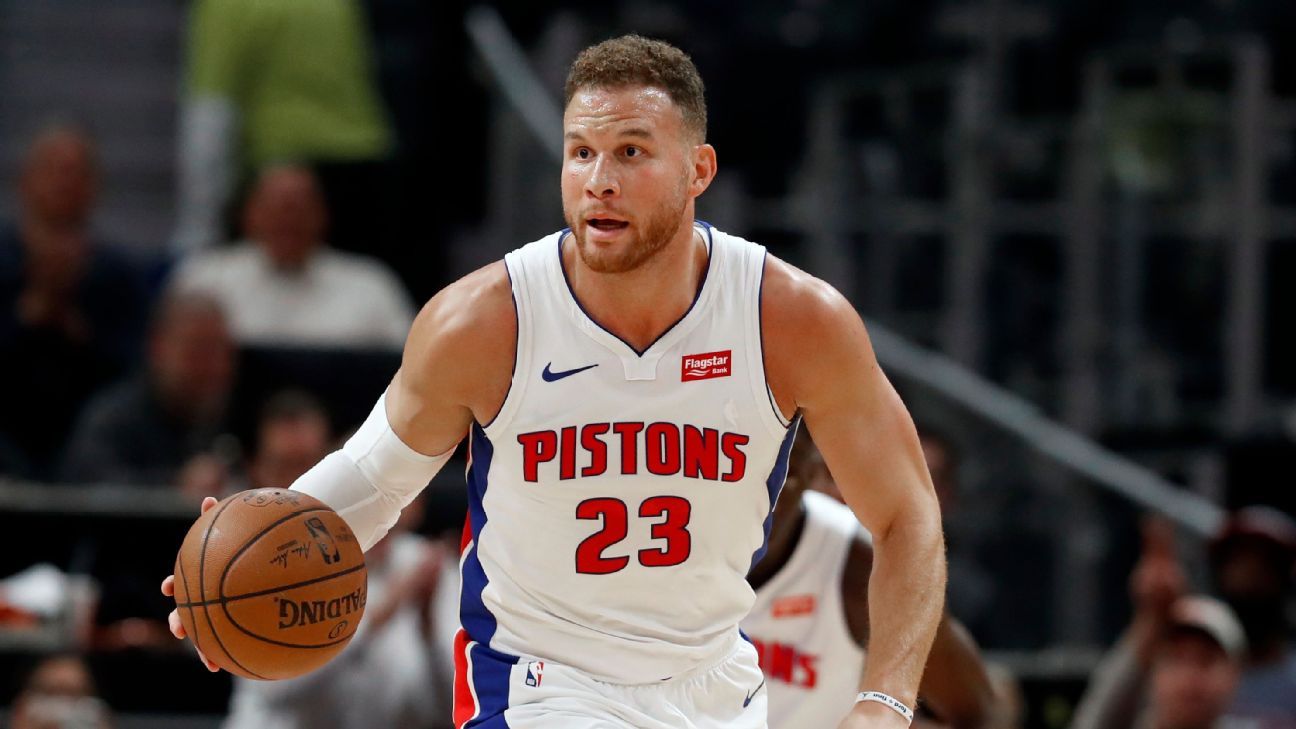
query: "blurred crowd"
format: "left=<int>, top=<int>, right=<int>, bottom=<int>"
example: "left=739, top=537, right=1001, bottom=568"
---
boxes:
left=0, top=0, right=1294, bottom=728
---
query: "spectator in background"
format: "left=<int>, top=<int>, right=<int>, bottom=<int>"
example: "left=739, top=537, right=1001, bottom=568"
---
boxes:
left=0, top=124, right=149, bottom=477
left=169, top=165, right=414, bottom=350
left=9, top=653, right=112, bottom=729
left=245, top=390, right=332, bottom=492
left=60, top=292, right=236, bottom=495
left=1072, top=517, right=1291, bottom=729
left=1072, top=596, right=1247, bottom=729
left=172, top=0, right=397, bottom=263
left=1114, top=596, right=1247, bottom=729
left=1209, top=507, right=1296, bottom=723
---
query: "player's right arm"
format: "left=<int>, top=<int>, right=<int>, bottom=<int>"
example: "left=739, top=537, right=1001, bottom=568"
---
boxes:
left=286, top=261, right=515, bottom=550
left=161, top=262, right=516, bottom=665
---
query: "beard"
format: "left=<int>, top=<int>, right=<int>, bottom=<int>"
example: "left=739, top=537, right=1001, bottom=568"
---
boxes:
left=565, top=187, right=689, bottom=274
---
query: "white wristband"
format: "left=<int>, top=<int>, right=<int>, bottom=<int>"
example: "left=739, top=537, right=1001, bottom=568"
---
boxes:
left=856, top=691, right=914, bottom=724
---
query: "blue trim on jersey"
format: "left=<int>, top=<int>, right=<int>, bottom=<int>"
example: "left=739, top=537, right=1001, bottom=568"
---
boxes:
left=757, top=249, right=792, bottom=428
left=464, top=642, right=516, bottom=728
left=462, top=423, right=500, bottom=643
left=555, top=221, right=715, bottom=357
left=748, top=415, right=802, bottom=572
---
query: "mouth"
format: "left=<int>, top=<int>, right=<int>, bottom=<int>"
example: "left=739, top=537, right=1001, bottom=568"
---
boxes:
left=586, top=216, right=629, bottom=232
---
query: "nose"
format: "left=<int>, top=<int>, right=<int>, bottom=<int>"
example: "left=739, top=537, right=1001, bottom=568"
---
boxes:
left=584, top=155, right=619, bottom=199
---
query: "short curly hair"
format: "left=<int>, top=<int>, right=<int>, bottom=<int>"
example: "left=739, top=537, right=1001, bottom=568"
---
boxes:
left=564, top=34, right=707, bottom=142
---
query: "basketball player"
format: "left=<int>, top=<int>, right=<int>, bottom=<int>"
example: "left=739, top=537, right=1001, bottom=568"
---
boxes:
left=745, top=436, right=994, bottom=728
left=163, top=35, right=946, bottom=728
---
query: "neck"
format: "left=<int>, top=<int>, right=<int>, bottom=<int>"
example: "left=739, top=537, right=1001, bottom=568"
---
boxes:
left=563, top=218, right=706, bottom=352
left=747, top=493, right=806, bottom=590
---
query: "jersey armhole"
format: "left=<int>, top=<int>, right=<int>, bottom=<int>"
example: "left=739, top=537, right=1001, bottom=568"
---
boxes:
left=480, top=253, right=531, bottom=435
left=751, top=249, right=795, bottom=437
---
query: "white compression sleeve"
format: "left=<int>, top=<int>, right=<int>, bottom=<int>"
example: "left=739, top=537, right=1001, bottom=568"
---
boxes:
left=291, top=393, right=453, bottom=551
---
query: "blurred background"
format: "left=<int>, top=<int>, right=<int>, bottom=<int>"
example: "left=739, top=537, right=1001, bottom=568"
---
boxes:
left=1, top=0, right=1294, bottom=727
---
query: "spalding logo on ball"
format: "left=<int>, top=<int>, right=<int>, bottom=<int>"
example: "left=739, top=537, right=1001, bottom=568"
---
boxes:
left=172, top=488, right=368, bottom=680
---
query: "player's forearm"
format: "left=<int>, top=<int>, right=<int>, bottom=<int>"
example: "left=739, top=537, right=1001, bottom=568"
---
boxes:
left=291, top=394, right=452, bottom=550
left=857, top=501, right=947, bottom=708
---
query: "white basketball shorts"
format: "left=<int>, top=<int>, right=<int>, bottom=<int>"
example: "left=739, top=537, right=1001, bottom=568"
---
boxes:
left=453, top=631, right=768, bottom=729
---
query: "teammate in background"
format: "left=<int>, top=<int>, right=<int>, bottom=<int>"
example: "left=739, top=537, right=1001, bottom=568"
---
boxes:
left=165, top=35, right=946, bottom=728
left=745, top=435, right=996, bottom=729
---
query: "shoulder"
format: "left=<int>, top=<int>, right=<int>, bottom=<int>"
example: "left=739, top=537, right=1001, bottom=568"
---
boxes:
left=318, top=248, right=412, bottom=300
left=760, top=256, right=875, bottom=410
left=173, top=243, right=257, bottom=283
left=398, top=261, right=516, bottom=419
left=318, top=248, right=398, bottom=281
left=761, top=256, right=862, bottom=344
left=407, top=261, right=514, bottom=354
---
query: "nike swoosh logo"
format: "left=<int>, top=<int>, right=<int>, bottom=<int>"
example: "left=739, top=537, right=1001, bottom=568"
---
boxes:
left=541, top=362, right=599, bottom=382
left=743, top=678, right=765, bottom=708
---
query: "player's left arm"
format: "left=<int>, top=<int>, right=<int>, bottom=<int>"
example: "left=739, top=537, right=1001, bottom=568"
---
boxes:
left=842, top=536, right=994, bottom=728
left=764, top=258, right=946, bottom=727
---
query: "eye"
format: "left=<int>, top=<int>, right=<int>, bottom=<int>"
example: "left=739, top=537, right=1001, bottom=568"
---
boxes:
left=625, top=146, right=640, bottom=157
left=575, top=147, right=591, bottom=160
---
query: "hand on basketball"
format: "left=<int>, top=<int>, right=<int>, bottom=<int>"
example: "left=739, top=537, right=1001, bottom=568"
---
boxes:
left=161, top=496, right=221, bottom=672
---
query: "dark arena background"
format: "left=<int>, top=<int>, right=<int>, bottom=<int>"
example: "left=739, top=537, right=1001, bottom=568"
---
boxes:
left=1, top=1, right=1295, bottom=727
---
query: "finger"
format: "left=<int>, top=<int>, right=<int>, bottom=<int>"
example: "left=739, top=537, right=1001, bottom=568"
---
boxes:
left=200, top=496, right=219, bottom=514
left=161, top=575, right=175, bottom=597
left=196, top=647, right=220, bottom=673
left=168, top=610, right=186, bottom=639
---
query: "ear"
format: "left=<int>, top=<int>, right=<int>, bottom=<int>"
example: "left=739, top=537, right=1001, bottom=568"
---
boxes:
left=688, top=143, right=718, bottom=199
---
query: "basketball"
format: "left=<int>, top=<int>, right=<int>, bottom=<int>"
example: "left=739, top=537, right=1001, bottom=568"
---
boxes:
left=172, top=488, right=367, bottom=680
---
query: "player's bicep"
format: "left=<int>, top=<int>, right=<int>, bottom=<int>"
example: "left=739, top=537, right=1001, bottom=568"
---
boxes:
left=782, top=288, right=934, bottom=538
left=386, top=262, right=514, bottom=455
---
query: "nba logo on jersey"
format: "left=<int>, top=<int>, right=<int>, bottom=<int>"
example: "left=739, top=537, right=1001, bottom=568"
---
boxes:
left=682, top=350, right=732, bottom=381
left=525, top=661, right=545, bottom=687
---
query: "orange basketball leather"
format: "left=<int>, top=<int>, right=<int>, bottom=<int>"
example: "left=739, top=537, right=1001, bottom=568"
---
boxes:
left=173, top=488, right=367, bottom=680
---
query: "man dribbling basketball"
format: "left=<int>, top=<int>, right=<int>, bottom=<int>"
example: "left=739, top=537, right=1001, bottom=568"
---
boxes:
left=163, top=35, right=947, bottom=729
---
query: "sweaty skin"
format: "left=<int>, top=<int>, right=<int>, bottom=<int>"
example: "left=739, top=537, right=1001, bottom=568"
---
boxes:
left=165, top=84, right=946, bottom=728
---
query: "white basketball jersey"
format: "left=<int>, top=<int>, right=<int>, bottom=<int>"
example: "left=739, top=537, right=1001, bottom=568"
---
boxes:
left=460, top=222, right=800, bottom=684
left=742, top=490, right=869, bottom=728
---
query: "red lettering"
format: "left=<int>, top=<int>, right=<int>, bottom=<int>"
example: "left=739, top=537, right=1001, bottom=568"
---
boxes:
left=580, top=423, right=610, bottom=477
left=797, top=653, right=819, bottom=689
left=612, top=422, right=644, bottom=474
left=722, top=433, right=750, bottom=482
left=517, top=431, right=557, bottom=482
left=637, top=495, right=691, bottom=566
left=682, top=425, right=719, bottom=480
left=559, top=426, right=577, bottom=480
left=645, top=423, right=681, bottom=476
left=752, top=638, right=767, bottom=669
left=769, top=642, right=795, bottom=684
left=575, top=498, right=630, bottom=574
